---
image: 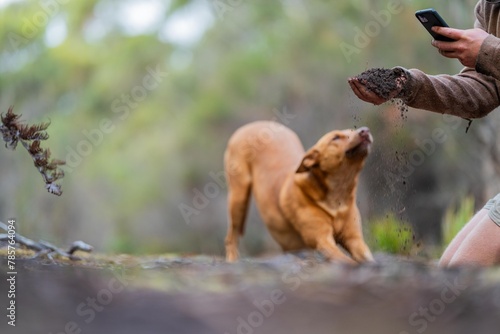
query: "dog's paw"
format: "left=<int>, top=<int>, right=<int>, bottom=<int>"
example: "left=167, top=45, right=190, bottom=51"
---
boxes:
left=225, top=249, right=239, bottom=263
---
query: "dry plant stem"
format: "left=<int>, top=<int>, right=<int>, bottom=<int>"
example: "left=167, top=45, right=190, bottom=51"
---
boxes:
left=0, top=221, right=93, bottom=261
left=0, top=106, right=65, bottom=196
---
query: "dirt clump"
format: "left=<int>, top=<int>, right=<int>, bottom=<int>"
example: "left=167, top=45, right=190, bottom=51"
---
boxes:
left=355, top=67, right=409, bottom=119
left=355, top=67, right=405, bottom=99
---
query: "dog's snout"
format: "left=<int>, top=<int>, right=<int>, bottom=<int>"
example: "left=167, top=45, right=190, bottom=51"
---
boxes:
left=358, top=127, right=369, bottom=135
left=357, top=127, right=370, bottom=138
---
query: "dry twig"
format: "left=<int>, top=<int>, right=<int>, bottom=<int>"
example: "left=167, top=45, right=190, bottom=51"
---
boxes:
left=0, top=221, right=93, bottom=261
left=0, top=106, right=65, bottom=196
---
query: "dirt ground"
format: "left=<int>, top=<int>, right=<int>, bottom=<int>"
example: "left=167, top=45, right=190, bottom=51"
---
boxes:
left=1, top=252, right=500, bottom=334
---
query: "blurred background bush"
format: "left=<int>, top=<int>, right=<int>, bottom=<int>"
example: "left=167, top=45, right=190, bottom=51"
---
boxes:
left=1, top=0, right=498, bottom=257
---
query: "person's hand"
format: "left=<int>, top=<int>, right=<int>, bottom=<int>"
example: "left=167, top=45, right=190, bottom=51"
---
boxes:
left=431, top=27, right=489, bottom=67
left=348, top=78, right=386, bottom=105
left=348, top=74, right=406, bottom=106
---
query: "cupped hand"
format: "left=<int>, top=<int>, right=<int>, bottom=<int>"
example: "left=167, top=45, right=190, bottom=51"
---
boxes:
left=348, top=74, right=406, bottom=106
left=348, top=78, right=387, bottom=105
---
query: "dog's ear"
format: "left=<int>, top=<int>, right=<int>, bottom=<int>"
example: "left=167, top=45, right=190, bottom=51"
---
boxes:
left=296, top=150, right=320, bottom=173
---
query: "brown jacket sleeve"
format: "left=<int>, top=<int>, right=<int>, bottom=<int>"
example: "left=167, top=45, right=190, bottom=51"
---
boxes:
left=474, top=0, right=500, bottom=80
left=476, top=34, right=500, bottom=80
left=399, top=67, right=499, bottom=119
left=398, top=1, right=500, bottom=119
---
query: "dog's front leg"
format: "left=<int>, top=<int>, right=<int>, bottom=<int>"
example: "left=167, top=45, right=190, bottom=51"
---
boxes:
left=298, top=222, right=356, bottom=264
left=318, top=239, right=356, bottom=264
left=343, top=237, right=374, bottom=263
left=225, top=231, right=240, bottom=262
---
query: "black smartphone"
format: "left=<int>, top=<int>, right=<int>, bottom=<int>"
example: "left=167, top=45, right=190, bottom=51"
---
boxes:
left=415, top=8, right=455, bottom=42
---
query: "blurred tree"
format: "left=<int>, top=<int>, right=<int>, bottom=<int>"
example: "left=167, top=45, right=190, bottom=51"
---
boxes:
left=0, top=0, right=498, bottom=256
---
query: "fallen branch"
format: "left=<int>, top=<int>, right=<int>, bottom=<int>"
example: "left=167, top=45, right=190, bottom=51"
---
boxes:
left=0, top=221, right=93, bottom=261
left=0, top=106, right=65, bottom=196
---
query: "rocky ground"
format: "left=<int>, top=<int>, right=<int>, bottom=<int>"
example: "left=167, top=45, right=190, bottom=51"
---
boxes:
left=1, top=251, right=500, bottom=334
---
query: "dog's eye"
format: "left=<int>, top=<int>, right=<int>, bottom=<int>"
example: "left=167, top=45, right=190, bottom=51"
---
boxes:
left=332, top=135, right=341, bottom=141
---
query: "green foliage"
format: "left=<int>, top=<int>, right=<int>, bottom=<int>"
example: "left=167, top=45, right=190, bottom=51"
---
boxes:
left=366, top=213, right=415, bottom=255
left=442, top=195, right=475, bottom=248
left=0, top=0, right=488, bottom=256
left=110, top=233, right=138, bottom=255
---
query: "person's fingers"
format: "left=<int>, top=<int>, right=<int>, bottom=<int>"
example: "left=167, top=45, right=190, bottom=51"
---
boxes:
left=348, top=79, right=385, bottom=105
left=357, top=82, right=387, bottom=105
left=348, top=79, right=372, bottom=102
left=432, top=39, right=457, bottom=52
left=432, top=40, right=460, bottom=60
left=430, top=27, right=464, bottom=53
left=432, top=26, right=463, bottom=40
left=438, top=48, right=458, bottom=59
left=348, top=79, right=368, bottom=101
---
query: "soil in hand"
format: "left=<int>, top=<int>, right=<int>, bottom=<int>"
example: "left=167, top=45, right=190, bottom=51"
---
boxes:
left=355, top=67, right=405, bottom=99
left=355, top=67, right=409, bottom=119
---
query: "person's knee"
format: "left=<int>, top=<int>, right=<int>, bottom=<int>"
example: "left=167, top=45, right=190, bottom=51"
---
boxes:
left=438, top=214, right=484, bottom=268
left=447, top=218, right=500, bottom=267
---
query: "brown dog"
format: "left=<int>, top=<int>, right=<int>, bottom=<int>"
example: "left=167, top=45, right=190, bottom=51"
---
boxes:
left=224, top=121, right=374, bottom=263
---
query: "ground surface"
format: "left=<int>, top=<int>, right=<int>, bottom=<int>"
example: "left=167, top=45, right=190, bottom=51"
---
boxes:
left=1, top=251, right=500, bottom=334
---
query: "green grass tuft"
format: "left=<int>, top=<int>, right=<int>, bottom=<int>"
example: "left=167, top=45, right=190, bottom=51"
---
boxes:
left=366, top=213, right=415, bottom=255
left=442, top=195, right=475, bottom=249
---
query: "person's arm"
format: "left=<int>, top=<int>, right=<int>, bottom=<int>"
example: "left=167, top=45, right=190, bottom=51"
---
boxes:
left=349, top=30, right=500, bottom=118
left=349, top=1, right=500, bottom=118
left=431, top=17, right=500, bottom=80
left=473, top=0, right=500, bottom=80
left=349, top=66, right=500, bottom=119
left=476, top=34, right=500, bottom=79
left=399, top=66, right=500, bottom=119
left=402, top=1, right=500, bottom=119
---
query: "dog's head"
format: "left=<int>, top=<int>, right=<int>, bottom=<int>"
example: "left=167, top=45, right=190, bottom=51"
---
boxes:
left=296, top=127, right=373, bottom=174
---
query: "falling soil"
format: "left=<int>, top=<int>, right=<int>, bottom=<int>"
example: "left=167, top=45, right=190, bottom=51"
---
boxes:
left=391, top=98, right=409, bottom=120
left=355, top=67, right=409, bottom=119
